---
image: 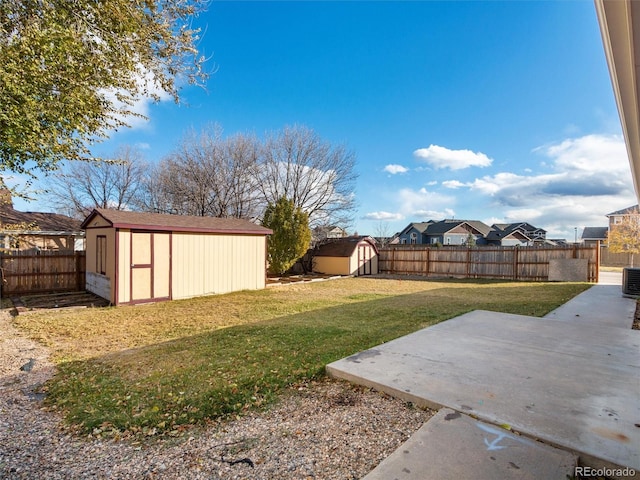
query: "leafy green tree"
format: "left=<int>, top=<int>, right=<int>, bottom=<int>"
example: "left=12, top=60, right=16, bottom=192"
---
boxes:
left=263, top=196, right=312, bottom=275
left=608, top=211, right=640, bottom=267
left=0, top=0, right=208, bottom=179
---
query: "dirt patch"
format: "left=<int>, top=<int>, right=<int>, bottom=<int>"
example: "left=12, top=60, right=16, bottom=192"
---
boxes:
left=266, top=274, right=344, bottom=286
left=633, top=300, right=640, bottom=330
left=11, top=291, right=110, bottom=314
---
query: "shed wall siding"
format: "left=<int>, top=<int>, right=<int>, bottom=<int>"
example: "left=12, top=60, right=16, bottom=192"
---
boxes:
left=154, top=233, right=171, bottom=299
left=85, top=227, right=116, bottom=303
left=117, top=229, right=131, bottom=304
left=355, top=247, right=379, bottom=275
left=314, top=257, right=350, bottom=275
left=171, top=233, right=266, bottom=300
left=348, top=253, right=359, bottom=275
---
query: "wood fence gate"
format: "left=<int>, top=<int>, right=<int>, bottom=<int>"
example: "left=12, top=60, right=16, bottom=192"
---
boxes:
left=0, top=251, right=86, bottom=296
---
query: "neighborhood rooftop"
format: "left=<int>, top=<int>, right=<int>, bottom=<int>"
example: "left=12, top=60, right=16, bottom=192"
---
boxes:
left=81, top=208, right=272, bottom=235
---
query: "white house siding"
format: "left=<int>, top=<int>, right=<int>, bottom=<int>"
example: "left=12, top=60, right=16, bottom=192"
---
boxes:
left=444, top=234, right=469, bottom=245
left=171, top=232, right=266, bottom=300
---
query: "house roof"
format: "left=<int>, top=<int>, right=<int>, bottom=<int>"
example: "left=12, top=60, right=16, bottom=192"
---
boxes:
left=400, top=221, right=433, bottom=235
left=313, top=236, right=378, bottom=257
left=82, top=208, right=272, bottom=235
left=0, top=206, right=82, bottom=233
left=485, top=228, right=531, bottom=242
left=495, top=222, right=546, bottom=235
left=425, top=220, right=492, bottom=236
left=606, top=204, right=639, bottom=216
left=581, top=227, right=608, bottom=240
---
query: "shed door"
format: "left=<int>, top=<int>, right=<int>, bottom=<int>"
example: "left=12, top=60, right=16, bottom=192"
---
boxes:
left=130, top=232, right=170, bottom=302
left=358, top=244, right=372, bottom=276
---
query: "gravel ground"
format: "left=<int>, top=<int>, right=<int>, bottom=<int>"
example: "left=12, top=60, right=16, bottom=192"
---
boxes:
left=0, top=311, right=433, bottom=479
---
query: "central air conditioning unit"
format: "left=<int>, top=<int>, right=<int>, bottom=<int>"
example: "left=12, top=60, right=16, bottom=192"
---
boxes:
left=622, top=267, right=640, bottom=296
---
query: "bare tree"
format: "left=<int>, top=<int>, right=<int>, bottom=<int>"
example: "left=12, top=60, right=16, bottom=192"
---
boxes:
left=218, top=133, right=262, bottom=220
left=132, top=163, right=177, bottom=215
left=136, top=124, right=357, bottom=225
left=257, top=125, right=357, bottom=227
left=47, top=145, right=147, bottom=219
left=139, top=126, right=262, bottom=219
left=373, top=221, right=393, bottom=247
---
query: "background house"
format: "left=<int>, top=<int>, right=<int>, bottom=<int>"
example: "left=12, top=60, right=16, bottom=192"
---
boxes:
left=581, top=227, right=608, bottom=247
left=485, top=227, right=531, bottom=246
left=82, top=208, right=272, bottom=305
left=397, top=219, right=550, bottom=246
left=606, top=205, right=640, bottom=228
left=311, top=225, right=349, bottom=245
left=312, top=236, right=378, bottom=276
left=398, top=220, right=492, bottom=246
left=0, top=189, right=83, bottom=252
left=489, top=223, right=547, bottom=245
left=397, top=221, right=433, bottom=244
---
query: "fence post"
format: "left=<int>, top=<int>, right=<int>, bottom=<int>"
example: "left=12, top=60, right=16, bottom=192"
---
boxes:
left=513, top=248, right=519, bottom=281
left=595, top=242, right=600, bottom=282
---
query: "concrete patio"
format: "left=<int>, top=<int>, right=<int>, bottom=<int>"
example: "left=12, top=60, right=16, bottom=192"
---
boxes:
left=327, top=272, right=639, bottom=478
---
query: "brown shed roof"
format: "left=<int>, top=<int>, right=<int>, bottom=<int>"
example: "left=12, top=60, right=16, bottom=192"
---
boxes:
left=313, top=236, right=378, bottom=257
left=82, top=209, right=272, bottom=235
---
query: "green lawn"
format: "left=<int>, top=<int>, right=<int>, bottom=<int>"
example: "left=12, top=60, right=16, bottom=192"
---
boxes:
left=15, top=277, right=590, bottom=439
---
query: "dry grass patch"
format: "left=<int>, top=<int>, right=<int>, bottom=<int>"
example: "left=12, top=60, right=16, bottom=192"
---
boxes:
left=13, top=276, right=590, bottom=438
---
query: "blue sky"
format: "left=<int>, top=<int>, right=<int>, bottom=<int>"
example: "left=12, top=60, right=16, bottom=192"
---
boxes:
left=17, top=1, right=639, bottom=239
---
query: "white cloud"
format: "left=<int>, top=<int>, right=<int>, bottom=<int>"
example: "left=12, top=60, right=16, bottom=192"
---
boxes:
left=541, top=134, right=629, bottom=174
left=397, top=187, right=456, bottom=218
left=101, top=67, right=172, bottom=131
left=384, top=164, right=409, bottom=174
left=362, top=211, right=404, bottom=221
left=463, top=134, right=636, bottom=238
left=413, top=144, right=493, bottom=170
left=442, top=180, right=466, bottom=189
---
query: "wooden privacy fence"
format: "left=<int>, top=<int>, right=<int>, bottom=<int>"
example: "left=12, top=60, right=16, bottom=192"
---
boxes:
left=379, top=245, right=598, bottom=282
left=0, top=251, right=86, bottom=296
left=600, top=245, right=636, bottom=267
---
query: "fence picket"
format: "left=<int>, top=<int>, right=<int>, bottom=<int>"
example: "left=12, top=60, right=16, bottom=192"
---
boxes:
left=378, top=245, right=598, bottom=282
left=0, top=251, right=86, bottom=295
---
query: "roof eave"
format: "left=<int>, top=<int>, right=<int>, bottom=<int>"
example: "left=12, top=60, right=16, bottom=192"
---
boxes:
left=595, top=0, right=640, bottom=202
left=108, top=222, right=272, bottom=235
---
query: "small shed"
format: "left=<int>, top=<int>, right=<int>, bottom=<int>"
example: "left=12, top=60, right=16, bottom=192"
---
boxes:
left=312, top=236, right=378, bottom=276
left=81, top=209, right=272, bottom=305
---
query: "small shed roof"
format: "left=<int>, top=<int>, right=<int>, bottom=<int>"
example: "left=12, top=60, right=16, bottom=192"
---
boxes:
left=81, top=208, right=272, bottom=235
left=313, top=236, right=378, bottom=257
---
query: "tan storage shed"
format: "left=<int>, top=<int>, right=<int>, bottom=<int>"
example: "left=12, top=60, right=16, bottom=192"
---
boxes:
left=81, top=209, right=272, bottom=305
left=312, top=236, right=378, bottom=276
